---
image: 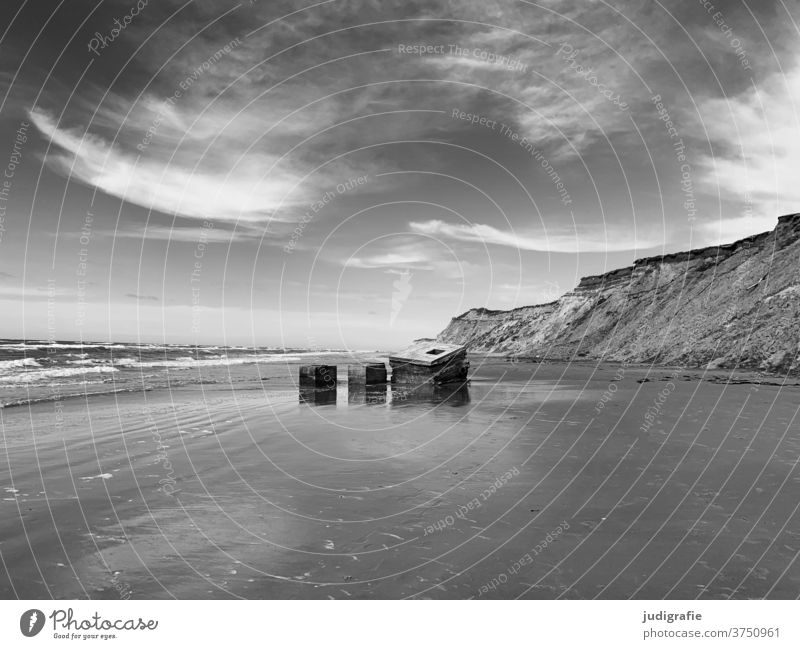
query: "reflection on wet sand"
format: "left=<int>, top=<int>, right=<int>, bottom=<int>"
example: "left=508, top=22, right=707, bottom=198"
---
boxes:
left=341, top=381, right=470, bottom=407
left=4, top=359, right=798, bottom=599
left=347, top=384, right=388, bottom=405
left=389, top=381, right=470, bottom=407
left=298, top=386, right=337, bottom=406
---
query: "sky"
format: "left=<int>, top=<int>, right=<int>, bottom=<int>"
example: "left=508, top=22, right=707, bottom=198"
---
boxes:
left=0, top=0, right=797, bottom=348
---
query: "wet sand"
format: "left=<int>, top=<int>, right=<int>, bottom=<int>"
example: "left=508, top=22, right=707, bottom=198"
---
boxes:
left=1, top=358, right=798, bottom=599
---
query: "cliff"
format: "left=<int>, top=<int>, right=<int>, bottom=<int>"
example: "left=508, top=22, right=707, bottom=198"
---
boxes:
left=437, top=213, right=800, bottom=374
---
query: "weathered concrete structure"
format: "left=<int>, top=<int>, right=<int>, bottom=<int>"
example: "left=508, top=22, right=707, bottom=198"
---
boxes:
left=347, top=363, right=388, bottom=385
left=299, top=365, right=337, bottom=388
left=389, top=342, right=469, bottom=384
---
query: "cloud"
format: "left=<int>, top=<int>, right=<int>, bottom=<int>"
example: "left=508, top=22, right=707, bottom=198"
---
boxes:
left=0, top=285, right=76, bottom=300
left=24, top=0, right=650, bottom=232
left=23, top=1, right=668, bottom=239
left=28, top=108, right=303, bottom=223
left=696, top=214, right=779, bottom=246
left=342, top=239, right=474, bottom=279
left=110, top=223, right=260, bottom=243
left=345, top=253, right=435, bottom=270
left=692, top=62, right=800, bottom=240
left=126, top=293, right=159, bottom=301
left=409, top=219, right=662, bottom=253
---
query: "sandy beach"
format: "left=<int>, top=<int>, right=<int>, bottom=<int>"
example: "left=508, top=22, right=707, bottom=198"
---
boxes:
left=1, top=357, right=798, bottom=599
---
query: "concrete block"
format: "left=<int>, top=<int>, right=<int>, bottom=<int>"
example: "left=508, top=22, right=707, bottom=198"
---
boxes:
left=347, top=363, right=387, bottom=385
left=299, top=365, right=337, bottom=388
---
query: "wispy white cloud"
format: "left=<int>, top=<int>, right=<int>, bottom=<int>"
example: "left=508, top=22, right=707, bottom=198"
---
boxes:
left=409, top=219, right=662, bottom=253
left=696, top=214, right=779, bottom=246
left=109, top=223, right=261, bottom=243
left=28, top=108, right=303, bottom=223
left=692, top=62, right=800, bottom=242
left=345, top=253, right=435, bottom=270
left=126, top=293, right=159, bottom=301
left=342, top=239, right=475, bottom=279
left=0, top=285, right=77, bottom=300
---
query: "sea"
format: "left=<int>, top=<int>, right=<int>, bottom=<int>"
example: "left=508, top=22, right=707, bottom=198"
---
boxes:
left=0, top=339, right=375, bottom=408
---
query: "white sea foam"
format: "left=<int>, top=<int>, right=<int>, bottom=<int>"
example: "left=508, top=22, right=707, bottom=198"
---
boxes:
left=111, top=353, right=310, bottom=369
left=0, top=343, right=130, bottom=350
left=110, top=357, right=140, bottom=366
left=0, top=366, right=119, bottom=384
left=0, top=358, right=42, bottom=372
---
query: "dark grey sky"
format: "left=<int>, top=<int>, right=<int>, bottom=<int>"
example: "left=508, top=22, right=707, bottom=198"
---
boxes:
left=0, top=0, right=797, bottom=346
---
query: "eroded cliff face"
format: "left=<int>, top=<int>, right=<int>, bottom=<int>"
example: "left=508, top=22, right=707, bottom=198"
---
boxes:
left=437, top=213, right=800, bottom=373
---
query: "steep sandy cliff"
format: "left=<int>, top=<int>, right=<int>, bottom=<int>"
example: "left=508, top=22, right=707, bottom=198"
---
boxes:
left=437, top=213, right=800, bottom=374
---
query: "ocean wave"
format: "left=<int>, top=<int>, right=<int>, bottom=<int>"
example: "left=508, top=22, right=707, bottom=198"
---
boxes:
left=0, top=343, right=131, bottom=350
left=111, top=354, right=305, bottom=369
left=0, top=366, right=120, bottom=384
left=0, top=384, right=153, bottom=409
left=0, top=358, right=42, bottom=372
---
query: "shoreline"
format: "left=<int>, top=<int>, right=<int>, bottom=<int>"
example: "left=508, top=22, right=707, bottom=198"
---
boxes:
left=4, top=355, right=798, bottom=411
